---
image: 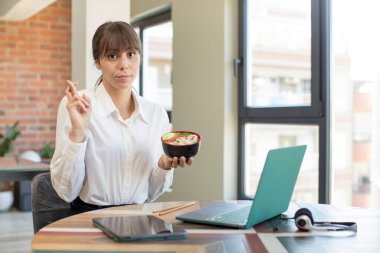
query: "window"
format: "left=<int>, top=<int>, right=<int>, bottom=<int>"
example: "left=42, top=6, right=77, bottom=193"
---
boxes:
left=132, top=11, right=173, bottom=121
left=244, top=123, right=319, bottom=202
left=331, top=0, right=380, bottom=209
left=238, top=0, right=329, bottom=203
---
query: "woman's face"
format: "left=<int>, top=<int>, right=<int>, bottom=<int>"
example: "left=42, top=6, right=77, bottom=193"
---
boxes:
left=96, top=49, right=140, bottom=90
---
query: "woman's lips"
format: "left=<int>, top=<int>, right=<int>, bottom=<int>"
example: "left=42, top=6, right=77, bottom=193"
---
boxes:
left=116, top=75, right=132, bottom=81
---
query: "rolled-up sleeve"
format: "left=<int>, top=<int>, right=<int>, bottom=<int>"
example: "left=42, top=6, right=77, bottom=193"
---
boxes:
left=147, top=107, right=172, bottom=202
left=50, top=97, right=88, bottom=202
left=147, top=167, right=173, bottom=202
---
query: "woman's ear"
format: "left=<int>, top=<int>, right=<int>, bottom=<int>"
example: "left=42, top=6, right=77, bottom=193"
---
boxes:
left=95, top=61, right=101, bottom=70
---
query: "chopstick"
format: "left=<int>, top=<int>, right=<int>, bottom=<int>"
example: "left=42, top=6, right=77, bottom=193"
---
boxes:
left=153, top=201, right=196, bottom=216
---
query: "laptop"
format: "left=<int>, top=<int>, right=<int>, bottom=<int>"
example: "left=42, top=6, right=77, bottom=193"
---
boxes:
left=176, top=145, right=307, bottom=229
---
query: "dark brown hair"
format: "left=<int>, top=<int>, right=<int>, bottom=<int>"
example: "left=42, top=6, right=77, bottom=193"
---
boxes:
left=92, top=21, right=141, bottom=86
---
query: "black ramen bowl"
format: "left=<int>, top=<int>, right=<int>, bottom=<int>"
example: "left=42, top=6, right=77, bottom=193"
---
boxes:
left=161, top=131, right=201, bottom=158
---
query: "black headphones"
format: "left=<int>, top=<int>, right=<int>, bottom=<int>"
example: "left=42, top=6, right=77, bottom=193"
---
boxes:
left=294, top=208, right=357, bottom=232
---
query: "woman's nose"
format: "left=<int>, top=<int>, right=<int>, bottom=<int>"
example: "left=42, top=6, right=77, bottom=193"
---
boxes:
left=119, top=55, right=129, bottom=70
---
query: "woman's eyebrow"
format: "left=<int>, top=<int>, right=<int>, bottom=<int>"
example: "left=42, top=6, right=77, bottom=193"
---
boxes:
left=106, top=48, right=136, bottom=54
left=107, top=49, right=120, bottom=53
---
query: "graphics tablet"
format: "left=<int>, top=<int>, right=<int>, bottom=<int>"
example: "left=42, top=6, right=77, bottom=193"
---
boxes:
left=93, top=215, right=187, bottom=242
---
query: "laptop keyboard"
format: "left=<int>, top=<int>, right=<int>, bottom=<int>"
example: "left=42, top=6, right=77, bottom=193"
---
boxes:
left=208, top=205, right=251, bottom=224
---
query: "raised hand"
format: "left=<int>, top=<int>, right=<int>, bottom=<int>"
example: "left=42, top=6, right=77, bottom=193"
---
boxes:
left=65, top=80, right=92, bottom=142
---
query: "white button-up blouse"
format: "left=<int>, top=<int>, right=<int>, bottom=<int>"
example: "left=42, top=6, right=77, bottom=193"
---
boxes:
left=50, top=83, right=173, bottom=206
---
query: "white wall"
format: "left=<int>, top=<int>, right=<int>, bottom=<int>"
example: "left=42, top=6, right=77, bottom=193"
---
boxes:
left=131, top=0, right=239, bottom=201
left=71, top=0, right=131, bottom=89
left=0, top=0, right=56, bottom=21
left=71, top=0, right=239, bottom=201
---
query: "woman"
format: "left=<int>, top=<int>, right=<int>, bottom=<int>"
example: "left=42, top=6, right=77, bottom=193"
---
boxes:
left=51, top=21, right=192, bottom=212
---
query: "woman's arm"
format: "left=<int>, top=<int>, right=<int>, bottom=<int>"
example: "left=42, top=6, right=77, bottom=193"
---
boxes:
left=50, top=81, right=92, bottom=202
left=50, top=96, right=89, bottom=202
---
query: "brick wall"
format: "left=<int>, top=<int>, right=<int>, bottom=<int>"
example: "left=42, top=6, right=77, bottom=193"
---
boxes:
left=0, top=0, right=71, bottom=156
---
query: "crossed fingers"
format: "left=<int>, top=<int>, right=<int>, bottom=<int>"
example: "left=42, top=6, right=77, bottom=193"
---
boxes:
left=65, top=80, right=91, bottom=112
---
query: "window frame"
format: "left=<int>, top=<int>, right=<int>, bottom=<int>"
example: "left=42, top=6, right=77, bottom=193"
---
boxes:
left=132, top=10, right=172, bottom=121
left=237, top=0, right=331, bottom=203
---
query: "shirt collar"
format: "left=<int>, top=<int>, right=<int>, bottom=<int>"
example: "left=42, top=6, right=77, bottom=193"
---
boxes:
left=94, top=83, right=116, bottom=117
left=94, top=83, right=148, bottom=124
left=131, top=89, right=148, bottom=124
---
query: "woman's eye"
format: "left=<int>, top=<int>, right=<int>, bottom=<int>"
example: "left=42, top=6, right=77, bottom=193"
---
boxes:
left=127, top=52, right=136, bottom=59
left=108, top=53, right=118, bottom=60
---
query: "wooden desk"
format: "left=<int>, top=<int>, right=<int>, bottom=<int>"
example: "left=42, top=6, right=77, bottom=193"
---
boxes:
left=31, top=201, right=380, bottom=253
left=0, top=157, right=50, bottom=210
left=0, top=157, right=50, bottom=182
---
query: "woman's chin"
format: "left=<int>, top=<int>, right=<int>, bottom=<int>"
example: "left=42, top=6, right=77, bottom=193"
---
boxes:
left=104, top=81, right=133, bottom=91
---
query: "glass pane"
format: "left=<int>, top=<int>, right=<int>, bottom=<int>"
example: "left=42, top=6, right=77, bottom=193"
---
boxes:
left=247, top=0, right=311, bottom=108
left=244, top=124, right=318, bottom=203
left=142, top=21, right=173, bottom=111
left=332, top=0, right=380, bottom=209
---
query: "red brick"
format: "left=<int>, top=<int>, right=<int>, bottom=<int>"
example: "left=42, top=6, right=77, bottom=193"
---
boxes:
left=0, top=41, right=17, bottom=48
left=0, top=58, right=14, bottom=64
left=4, top=35, right=29, bottom=41
left=51, top=23, right=69, bottom=30
left=0, top=118, right=17, bottom=124
left=42, top=88, right=58, bottom=95
left=40, top=74, right=58, bottom=80
left=38, top=132, right=56, bottom=139
left=29, top=21, right=49, bottom=29
left=0, top=87, right=17, bottom=93
left=50, top=53, right=68, bottom=59
left=20, top=118, right=37, bottom=124
left=17, top=58, right=38, bottom=64
left=18, top=44, right=38, bottom=50
left=21, top=133, right=38, bottom=139
left=40, top=30, right=62, bottom=37
left=19, top=88, right=40, bottom=94
left=6, top=65, right=26, bottom=72
left=29, top=51, right=49, bottom=58
left=17, top=110, right=40, bottom=117
left=28, top=66, right=48, bottom=72
left=50, top=67, right=68, bottom=73
left=5, top=21, right=19, bottom=27
left=18, top=103, right=36, bottom=109
left=0, top=103, right=17, bottom=108
left=38, top=14, right=59, bottom=22
left=17, top=28, right=37, bottom=35
left=40, top=44, right=58, bottom=51
left=39, top=118, right=55, bottom=125
left=30, top=81, right=49, bottom=87
left=18, top=73, right=38, bottom=79
left=39, top=59, right=59, bottom=66
left=50, top=38, right=70, bottom=44
left=7, top=95, right=27, bottom=101
left=9, top=50, right=26, bottom=57
left=1, top=73, right=17, bottom=79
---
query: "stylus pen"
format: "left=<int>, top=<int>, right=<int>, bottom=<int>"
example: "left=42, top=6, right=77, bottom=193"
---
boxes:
left=153, top=201, right=196, bottom=216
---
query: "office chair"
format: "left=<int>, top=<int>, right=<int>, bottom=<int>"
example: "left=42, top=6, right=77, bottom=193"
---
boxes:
left=31, top=172, right=73, bottom=233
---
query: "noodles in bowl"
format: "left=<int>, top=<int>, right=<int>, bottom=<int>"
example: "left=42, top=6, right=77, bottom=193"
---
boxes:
left=161, top=131, right=201, bottom=158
